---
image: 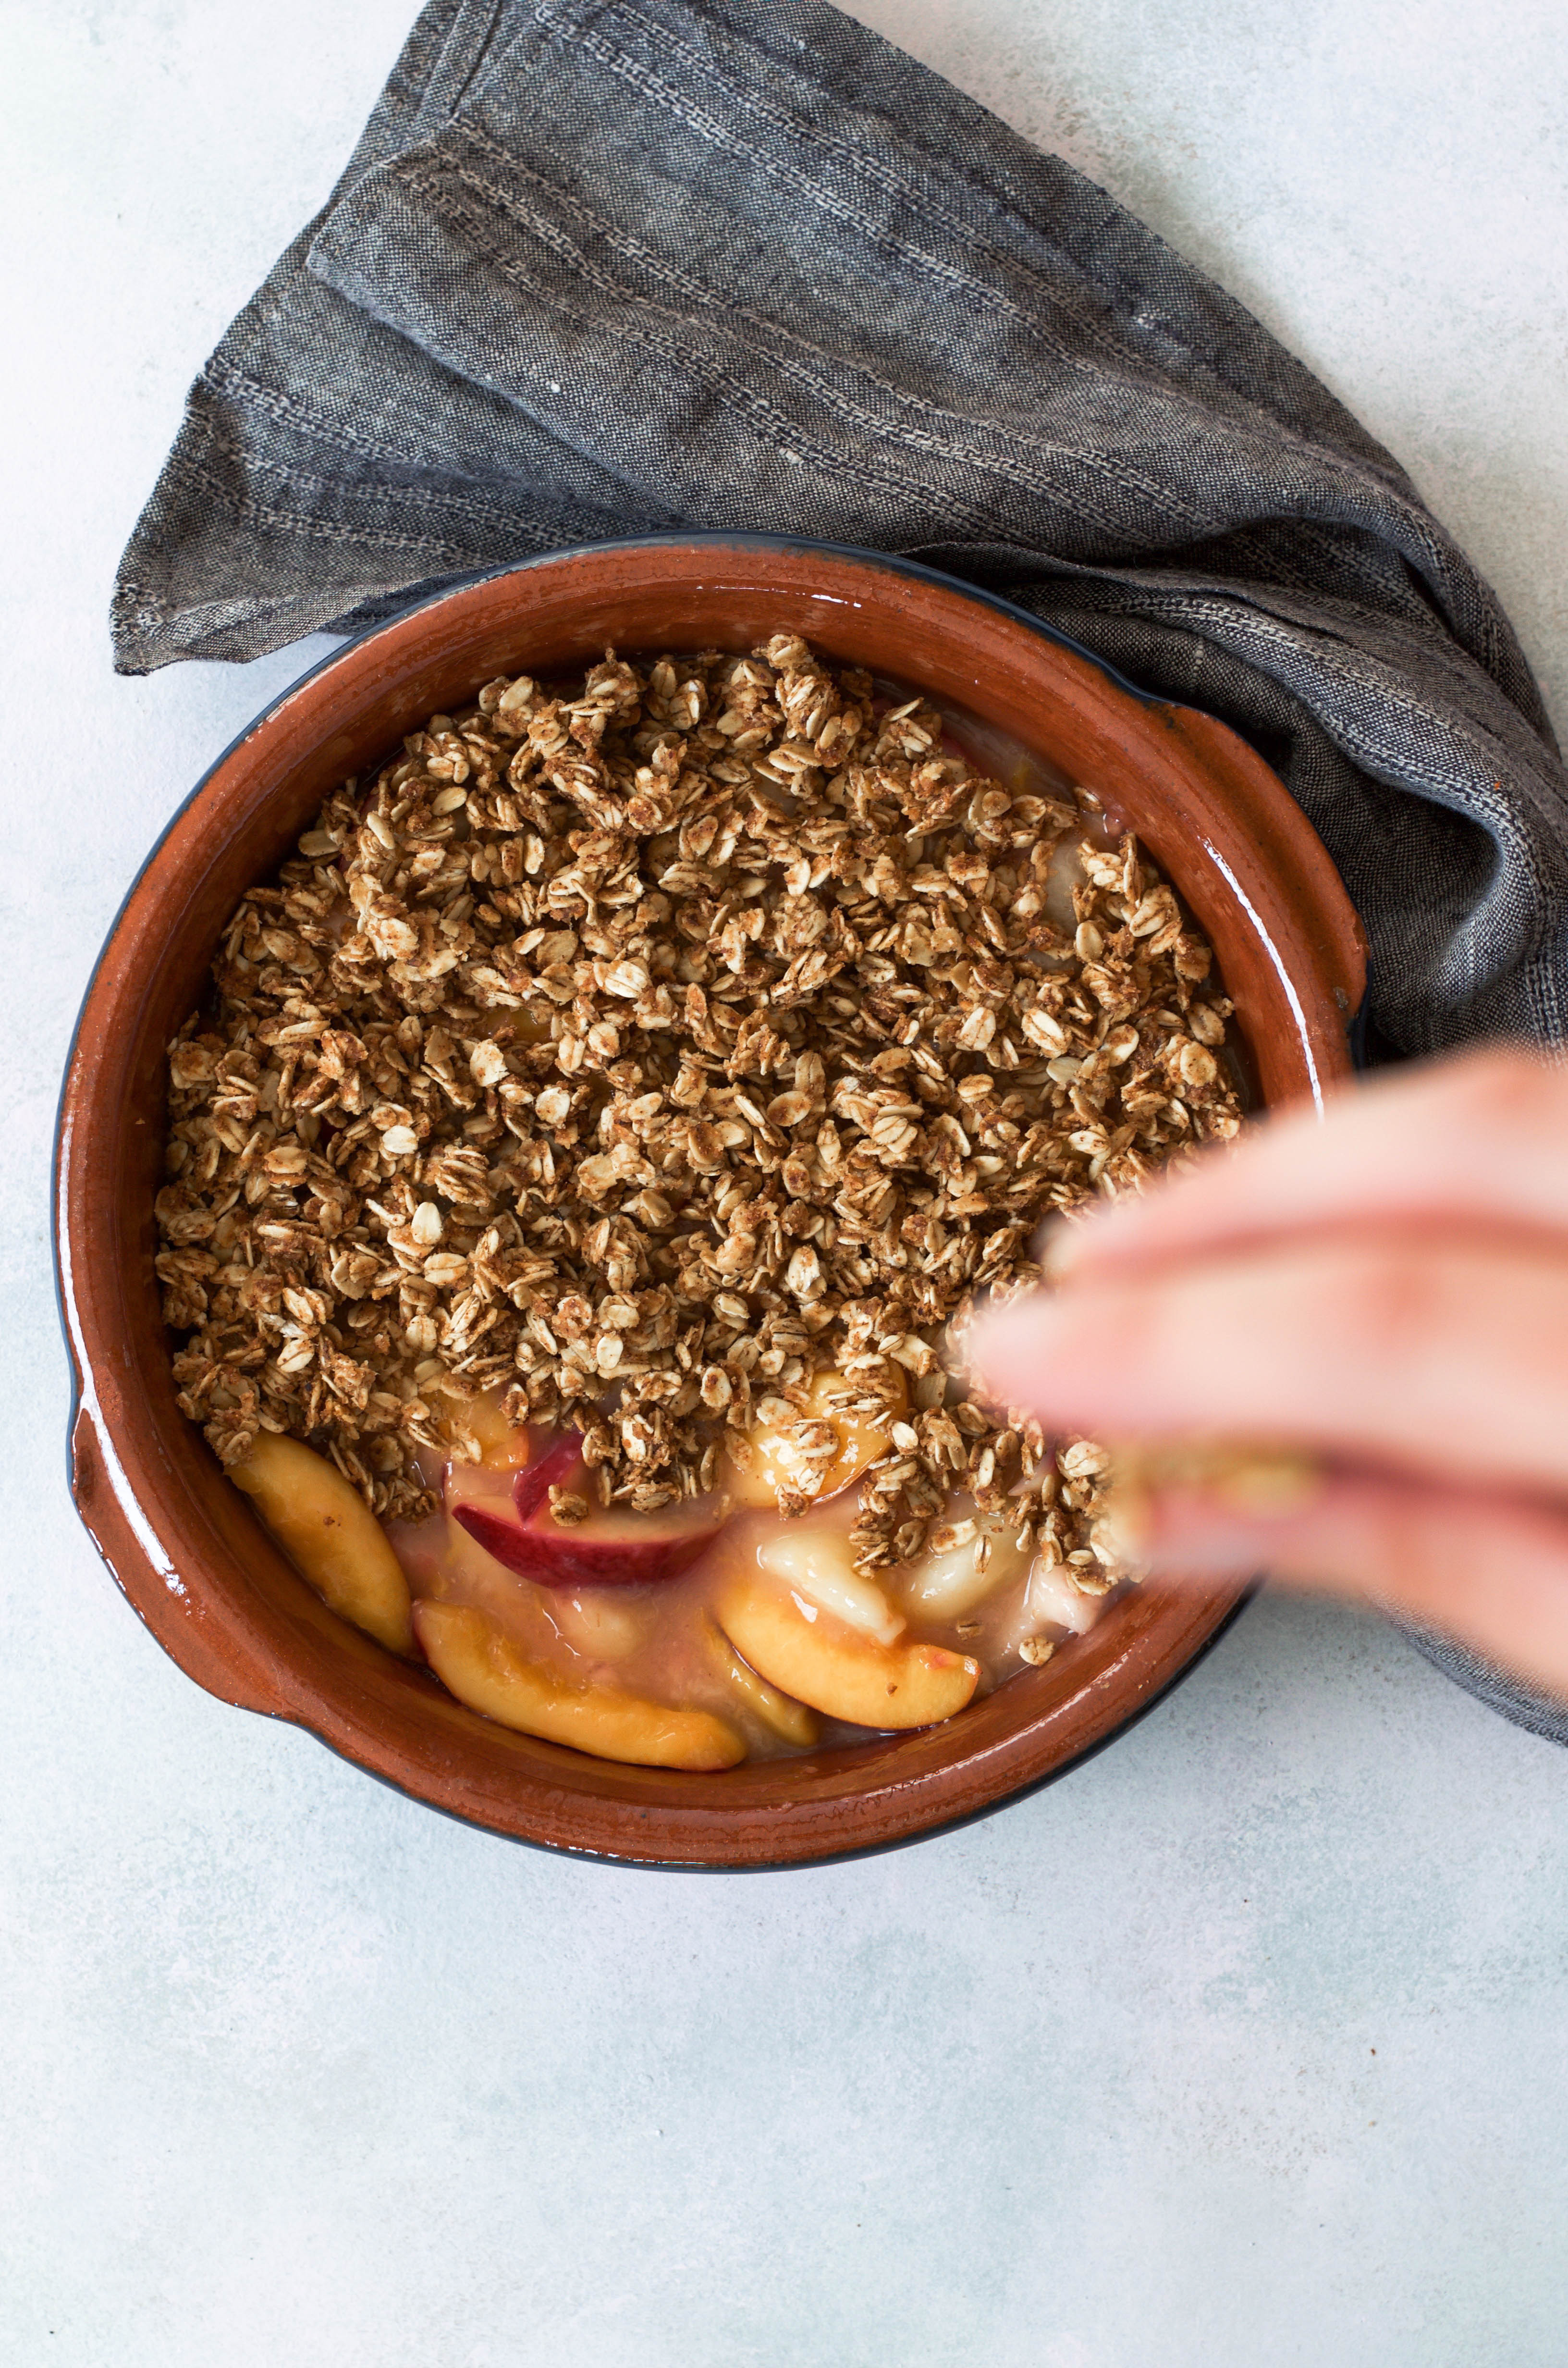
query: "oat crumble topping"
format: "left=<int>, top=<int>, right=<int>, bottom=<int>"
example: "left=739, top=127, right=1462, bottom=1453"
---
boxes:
left=156, top=637, right=1241, bottom=1578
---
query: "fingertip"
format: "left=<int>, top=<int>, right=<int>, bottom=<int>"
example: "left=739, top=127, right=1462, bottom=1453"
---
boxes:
left=966, top=1294, right=1060, bottom=1412
left=1036, top=1212, right=1090, bottom=1282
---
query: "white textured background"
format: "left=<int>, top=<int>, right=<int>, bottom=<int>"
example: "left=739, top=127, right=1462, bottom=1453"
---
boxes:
left=4, top=4, right=1568, bottom=2363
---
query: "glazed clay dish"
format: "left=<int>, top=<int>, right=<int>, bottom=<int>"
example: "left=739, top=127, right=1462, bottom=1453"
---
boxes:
left=56, top=538, right=1365, bottom=1866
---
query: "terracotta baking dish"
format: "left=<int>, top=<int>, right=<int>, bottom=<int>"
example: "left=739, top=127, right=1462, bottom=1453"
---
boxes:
left=55, top=536, right=1365, bottom=1866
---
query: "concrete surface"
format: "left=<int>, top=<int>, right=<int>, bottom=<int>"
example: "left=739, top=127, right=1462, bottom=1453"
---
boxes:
left=3, top=4, right=1566, bottom=2363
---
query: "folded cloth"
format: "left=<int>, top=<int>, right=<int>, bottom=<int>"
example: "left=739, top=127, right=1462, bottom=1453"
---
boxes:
left=115, top=0, right=1568, bottom=1062
left=113, top=0, right=1568, bottom=1741
left=1404, top=1628, right=1568, bottom=1751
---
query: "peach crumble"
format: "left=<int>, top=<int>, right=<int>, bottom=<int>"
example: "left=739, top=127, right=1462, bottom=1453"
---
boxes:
left=156, top=636, right=1241, bottom=1767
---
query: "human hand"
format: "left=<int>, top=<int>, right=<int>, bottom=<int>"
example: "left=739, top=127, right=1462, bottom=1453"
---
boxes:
left=970, top=1048, right=1568, bottom=1699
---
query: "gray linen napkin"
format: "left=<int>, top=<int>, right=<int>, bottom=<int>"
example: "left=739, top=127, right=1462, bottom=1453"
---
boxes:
left=111, top=0, right=1568, bottom=1744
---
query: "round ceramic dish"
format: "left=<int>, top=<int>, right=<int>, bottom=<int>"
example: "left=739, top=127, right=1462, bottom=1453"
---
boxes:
left=55, top=536, right=1366, bottom=1867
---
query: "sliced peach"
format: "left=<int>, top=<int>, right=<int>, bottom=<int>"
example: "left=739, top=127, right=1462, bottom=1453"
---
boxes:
left=1022, top=1559, right=1107, bottom=1637
left=899, top=1524, right=1031, bottom=1622
left=414, top=1602, right=744, bottom=1770
left=551, top=1589, right=652, bottom=1663
left=753, top=1521, right=905, bottom=1643
left=725, top=1363, right=906, bottom=1510
left=510, top=1431, right=585, bottom=1522
left=452, top=1434, right=726, bottom=1587
left=992, top=1559, right=1108, bottom=1665
left=454, top=1494, right=724, bottom=1588
left=446, top=1392, right=532, bottom=1473
left=715, top=1575, right=979, bottom=1731
left=700, top=1616, right=820, bottom=1747
left=232, top=1431, right=414, bottom=1654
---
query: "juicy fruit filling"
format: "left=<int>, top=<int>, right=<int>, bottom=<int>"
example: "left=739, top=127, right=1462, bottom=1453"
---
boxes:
left=159, top=635, right=1243, bottom=1768
left=226, top=1392, right=1110, bottom=1767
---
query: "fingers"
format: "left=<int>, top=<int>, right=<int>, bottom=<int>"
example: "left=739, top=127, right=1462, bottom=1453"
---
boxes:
left=1046, top=1047, right=1568, bottom=1285
left=998, top=1045, right=1568, bottom=1696
left=972, top=1230, right=1568, bottom=1497
left=1127, top=1468, right=1568, bottom=1702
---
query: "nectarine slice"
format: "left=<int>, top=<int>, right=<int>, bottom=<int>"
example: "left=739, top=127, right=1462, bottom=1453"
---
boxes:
left=899, top=1525, right=1030, bottom=1621
left=700, top=1616, right=820, bottom=1747
left=414, top=1602, right=745, bottom=1770
left=453, top=1498, right=724, bottom=1588
left=451, top=1439, right=726, bottom=1587
left=511, top=1431, right=586, bottom=1523
left=232, top=1431, right=414, bottom=1654
left=446, top=1391, right=532, bottom=1473
left=715, top=1576, right=979, bottom=1731
left=726, top=1364, right=906, bottom=1510
left=754, top=1521, right=904, bottom=1643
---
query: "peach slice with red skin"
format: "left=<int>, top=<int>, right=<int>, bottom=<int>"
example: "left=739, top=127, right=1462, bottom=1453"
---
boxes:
left=452, top=1436, right=726, bottom=1587
left=715, top=1574, right=979, bottom=1730
left=232, top=1430, right=414, bottom=1654
left=414, top=1601, right=744, bottom=1769
left=510, top=1431, right=585, bottom=1524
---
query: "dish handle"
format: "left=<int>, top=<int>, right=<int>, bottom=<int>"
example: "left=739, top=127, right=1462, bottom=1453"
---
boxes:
left=69, top=1401, right=291, bottom=1723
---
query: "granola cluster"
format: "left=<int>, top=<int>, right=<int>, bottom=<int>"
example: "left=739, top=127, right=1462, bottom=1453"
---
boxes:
left=157, top=636, right=1241, bottom=1574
